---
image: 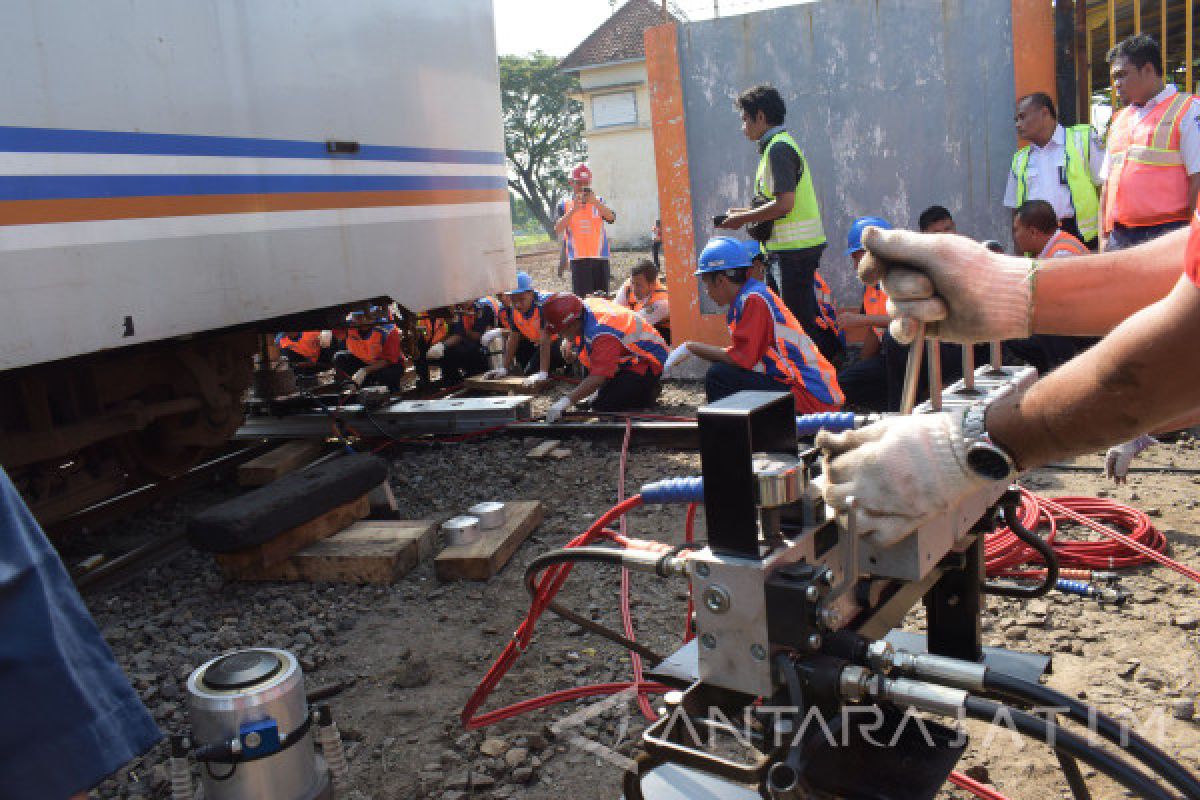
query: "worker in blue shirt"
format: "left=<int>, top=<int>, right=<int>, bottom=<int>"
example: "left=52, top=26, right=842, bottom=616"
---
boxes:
left=0, top=467, right=161, bottom=799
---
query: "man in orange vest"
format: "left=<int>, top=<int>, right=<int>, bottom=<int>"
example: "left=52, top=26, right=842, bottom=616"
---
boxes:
left=483, top=271, right=563, bottom=385
left=276, top=330, right=332, bottom=367
left=1006, top=199, right=1094, bottom=374
left=332, top=310, right=405, bottom=389
left=662, top=237, right=843, bottom=410
left=1101, top=34, right=1200, bottom=251
left=555, top=164, right=616, bottom=296
left=540, top=293, right=667, bottom=421
left=614, top=259, right=670, bottom=343
left=422, top=297, right=504, bottom=387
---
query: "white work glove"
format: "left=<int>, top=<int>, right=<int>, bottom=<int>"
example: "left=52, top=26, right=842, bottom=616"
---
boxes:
left=661, top=344, right=692, bottom=378
left=318, top=330, right=333, bottom=349
left=523, top=371, right=549, bottom=388
left=482, top=367, right=508, bottom=380
left=857, top=227, right=1036, bottom=345
left=560, top=338, right=577, bottom=363
left=815, top=412, right=991, bottom=547
left=1104, top=434, right=1157, bottom=484
left=426, top=342, right=445, bottom=360
left=545, top=396, right=571, bottom=423
left=351, top=368, right=369, bottom=387
left=481, top=328, right=506, bottom=347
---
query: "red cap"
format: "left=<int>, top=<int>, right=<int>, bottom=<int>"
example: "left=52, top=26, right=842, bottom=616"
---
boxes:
left=570, top=163, right=593, bottom=185
left=540, top=293, right=584, bottom=334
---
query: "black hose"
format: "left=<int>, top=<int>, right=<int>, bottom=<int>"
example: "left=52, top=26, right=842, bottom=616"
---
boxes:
left=984, top=670, right=1200, bottom=799
left=963, top=697, right=1176, bottom=800
left=523, top=547, right=666, bottom=664
left=983, top=497, right=1059, bottom=598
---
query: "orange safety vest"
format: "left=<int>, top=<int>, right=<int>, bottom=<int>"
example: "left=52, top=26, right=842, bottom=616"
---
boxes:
left=727, top=279, right=843, bottom=407
left=416, top=314, right=449, bottom=346
left=1103, top=91, right=1199, bottom=232
left=1042, top=229, right=1089, bottom=258
left=560, top=198, right=610, bottom=261
left=462, top=296, right=502, bottom=331
left=813, top=272, right=839, bottom=335
left=502, top=292, right=548, bottom=343
left=347, top=325, right=401, bottom=364
left=277, top=331, right=321, bottom=362
left=621, top=280, right=670, bottom=329
left=579, top=297, right=668, bottom=374
left=863, top=283, right=889, bottom=338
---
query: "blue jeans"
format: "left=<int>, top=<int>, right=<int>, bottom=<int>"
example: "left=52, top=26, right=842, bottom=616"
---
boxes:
left=704, top=362, right=792, bottom=403
left=1106, top=220, right=1187, bottom=251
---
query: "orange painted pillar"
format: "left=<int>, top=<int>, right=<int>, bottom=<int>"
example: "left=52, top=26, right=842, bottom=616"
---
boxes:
left=1011, top=0, right=1057, bottom=112
left=644, top=23, right=729, bottom=348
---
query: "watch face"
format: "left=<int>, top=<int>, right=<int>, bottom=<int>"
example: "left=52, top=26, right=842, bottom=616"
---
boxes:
left=967, top=443, right=1012, bottom=481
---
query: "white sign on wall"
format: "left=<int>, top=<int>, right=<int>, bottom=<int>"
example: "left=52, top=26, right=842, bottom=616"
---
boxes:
left=592, top=90, right=637, bottom=128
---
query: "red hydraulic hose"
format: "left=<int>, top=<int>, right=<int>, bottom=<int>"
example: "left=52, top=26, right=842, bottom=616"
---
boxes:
left=948, top=770, right=1011, bottom=800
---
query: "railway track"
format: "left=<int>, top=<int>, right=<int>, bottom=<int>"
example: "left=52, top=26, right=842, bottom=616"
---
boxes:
left=65, top=443, right=273, bottom=594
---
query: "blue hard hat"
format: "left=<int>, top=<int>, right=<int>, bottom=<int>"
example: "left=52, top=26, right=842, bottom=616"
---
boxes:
left=695, top=236, right=752, bottom=275
left=845, top=216, right=893, bottom=256
left=504, top=271, right=535, bottom=294
left=739, top=239, right=764, bottom=263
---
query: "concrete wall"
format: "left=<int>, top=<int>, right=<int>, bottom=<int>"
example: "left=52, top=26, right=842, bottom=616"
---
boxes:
left=675, top=0, right=1017, bottom=306
left=574, top=61, right=660, bottom=249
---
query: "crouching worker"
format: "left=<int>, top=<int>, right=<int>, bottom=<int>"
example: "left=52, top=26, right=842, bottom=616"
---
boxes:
left=539, top=293, right=667, bottom=421
left=664, top=236, right=843, bottom=411
left=426, top=296, right=504, bottom=386
left=333, top=310, right=406, bottom=389
left=484, top=271, right=563, bottom=387
left=276, top=330, right=334, bottom=368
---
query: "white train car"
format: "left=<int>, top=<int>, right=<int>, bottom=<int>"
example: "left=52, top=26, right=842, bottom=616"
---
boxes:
left=0, top=0, right=515, bottom=521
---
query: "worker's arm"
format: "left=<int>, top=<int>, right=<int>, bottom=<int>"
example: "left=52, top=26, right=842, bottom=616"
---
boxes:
left=638, top=298, right=669, bottom=326
left=566, top=373, right=606, bottom=405
left=836, top=312, right=890, bottom=330
left=502, top=327, right=519, bottom=370
left=988, top=274, right=1200, bottom=469
left=685, top=341, right=739, bottom=367
left=857, top=226, right=1187, bottom=343
left=553, top=202, right=575, bottom=237
left=719, top=192, right=794, bottom=229
left=538, top=330, right=553, bottom=375
left=590, top=194, right=616, bottom=224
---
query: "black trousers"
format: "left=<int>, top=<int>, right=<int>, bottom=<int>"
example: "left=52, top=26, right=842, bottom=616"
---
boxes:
left=773, top=246, right=842, bottom=363
left=593, top=369, right=661, bottom=411
left=837, top=352, right=888, bottom=412
left=514, top=339, right=566, bottom=376
left=415, top=341, right=488, bottom=387
left=570, top=258, right=611, bottom=296
left=650, top=240, right=662, bottom=269
left=331, top=351, right=406, bottom=389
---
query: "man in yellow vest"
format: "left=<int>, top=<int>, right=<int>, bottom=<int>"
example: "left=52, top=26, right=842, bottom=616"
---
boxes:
left=717, top=84, right=834, bottom=360
left=1004, top=92, right=1103, bottom=250
left=1100, top=34, right=1200, bottom=251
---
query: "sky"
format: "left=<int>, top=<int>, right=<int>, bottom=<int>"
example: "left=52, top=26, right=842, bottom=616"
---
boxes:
left=492, top=0, right=813, bottom=57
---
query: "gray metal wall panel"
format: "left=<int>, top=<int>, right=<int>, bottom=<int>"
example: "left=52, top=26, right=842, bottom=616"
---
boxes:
left=677, top=0, right=1016, bottom=306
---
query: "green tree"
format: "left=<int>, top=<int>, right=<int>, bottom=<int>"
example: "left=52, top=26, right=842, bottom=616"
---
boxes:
left=500, top=53, right=586, bottom=237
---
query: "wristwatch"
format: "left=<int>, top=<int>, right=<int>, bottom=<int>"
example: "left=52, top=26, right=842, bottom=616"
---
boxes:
left=962, top=400, right=1019, bottom=481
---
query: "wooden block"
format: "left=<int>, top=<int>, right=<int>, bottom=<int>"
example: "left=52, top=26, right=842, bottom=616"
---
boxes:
left=549, top=448, right=572, bottom=460
left=435, top=500, right=544, bottom=582
left=465, top=375, right=529, bottom=395
left=224, top=519, right=438, bottom=584
left=526, top=440, right=561, bottom=459
left=216, top=494, right=369, bottom=579
left=237, top=440, right=324, bottom=486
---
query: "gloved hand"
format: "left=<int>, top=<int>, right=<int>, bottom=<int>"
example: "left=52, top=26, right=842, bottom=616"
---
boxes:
left=481, top=328, right=505, bottom=348
left=1104, top=434, right=1157, bottom=484
left=318, top=330, right=333, bottom=349
left=426, top=342, right=445, bottom=360
left=856, top=226, right=1036, bottom=345
left=351, top=368, right=369, bottom=387
left=482, top=367, right=508, bottom=380
left=523, top=371, right=549, bottom=388
left=545, top=396, right=571, bottom=423
left=662, top=344, right=692, bottom=378
left=815, top=412, right=990, bottom=546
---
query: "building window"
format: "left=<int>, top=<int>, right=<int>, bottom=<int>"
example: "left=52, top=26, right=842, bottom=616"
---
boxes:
left=592, top=90, right=637, bottom=128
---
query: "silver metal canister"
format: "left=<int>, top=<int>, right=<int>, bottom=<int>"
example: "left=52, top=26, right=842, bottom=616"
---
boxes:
left=186, top=648, right=330, bottom=800
left=467, top=501, right=506, bottom=529
left=442, top=515, right=481, bottom=546
left=485, top=331, right=507, bottom=370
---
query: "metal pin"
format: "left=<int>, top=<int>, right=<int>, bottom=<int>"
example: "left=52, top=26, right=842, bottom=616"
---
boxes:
left=899, top=322, right=926, bottom=415
left=961, top=343, right=975, bottom=392
left=989, top=341, right=1003, bottom=372
left=926, top=338, right=942, bottom=411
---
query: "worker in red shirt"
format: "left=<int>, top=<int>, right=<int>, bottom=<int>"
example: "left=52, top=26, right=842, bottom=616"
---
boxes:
left=662, top=236, right=843, bottom=411
left=539, top=293, right=668, bottom=421
left=332, top=310, right=405, bottom=389
left=816, top=217, right=1200, bottom=545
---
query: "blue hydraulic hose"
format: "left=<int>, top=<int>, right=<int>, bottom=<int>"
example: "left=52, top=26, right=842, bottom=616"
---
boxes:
left=639, top=476, right=704, bottom=505
left=796, top=411, right=858, bottom=438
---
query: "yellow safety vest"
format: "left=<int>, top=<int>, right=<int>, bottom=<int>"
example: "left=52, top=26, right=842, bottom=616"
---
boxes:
left=755, top=130, right=826, bottom=252
left=1011, top=124, right=1100, bottom=242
